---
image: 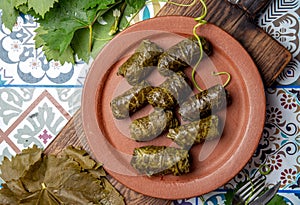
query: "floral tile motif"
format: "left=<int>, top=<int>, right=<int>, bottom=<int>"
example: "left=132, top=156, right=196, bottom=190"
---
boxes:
left=172, top=198, right=198, bottom=205
left=173, top=88, right=300, bottom=205
left=0, top=87, right=81, bottom=132
left=170, top=192, right=227, bottom=205
left=258, top=0, right=300, bottom=85
left=8, top=96, right=70, bottom=151
left=0, top=87, right=82, bottom=163
left=0, top=141, right=16, bottom=166
left=48, top=88, right=82, bottom=115
left=0, top=11, right=90, bottom=87
left=261, top=88, right=300, bottom=188
left=0, top=88, right=43, bottom=132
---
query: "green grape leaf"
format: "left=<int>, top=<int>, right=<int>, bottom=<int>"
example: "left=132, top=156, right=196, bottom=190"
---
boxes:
left=125, top=0, right=145, bottom=11
left=41, top=44, right=75, bottom=65
left=14, top=0, right=27, bottom=7
left=90, top=7, right=117, bottom=59
left=36, top=0, right=101, bottom=54
left=34, top=26, right=75, bottom=64
left=224, top=189, right=234, bottom=205
left=84, top=0, right=116, bottom=10
left=71, top=28, right=92, bottom=63
left=119, top=4, right=138, bottom=31
left=267, top=194, right=287, bottom=205
left=2, top=0, right=146, bottom=63
left=0, top=0, right=19, bottom=30
left=91, top=2, right=141, bottom=59
left=27, top=0, right=59, bottom=18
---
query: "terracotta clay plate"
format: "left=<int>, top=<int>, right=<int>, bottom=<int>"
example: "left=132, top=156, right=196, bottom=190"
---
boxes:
left=82, top=16, right=266, bottom=200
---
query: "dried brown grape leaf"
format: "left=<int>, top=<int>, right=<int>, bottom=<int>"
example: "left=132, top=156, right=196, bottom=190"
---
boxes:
left=0, top=145, right=42, bottom=182
left=99, top=178, right=125, bottom=205
left=0, top=184, right=20, bottom=205
left=60, top=146, right=106, bottom=178
left=61, top=146, right=99, bottom=170
left=20, top=155, right=81, bottom=193
left=0, top=146, right=125, bottom=205
left=4, top=178, right=29, bottom=197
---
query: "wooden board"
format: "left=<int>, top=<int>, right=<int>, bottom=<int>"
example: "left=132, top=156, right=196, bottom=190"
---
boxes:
left=157, top=0, right=292, bottom=87
left=45, top=0, right=292, bottom=204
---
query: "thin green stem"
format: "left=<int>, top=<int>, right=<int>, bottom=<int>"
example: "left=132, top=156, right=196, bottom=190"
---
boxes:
left=168, top=0, right=197, bottom=7
left=122, top=7, right=141, bottom=30
left=168, top=0, right=208, bottom=92
left=89, top=24, right=93, bottom=52
left=192, top=0, right=207, bottom=92
left=245, top=165, right=271, bottom=205
left=212, top=71, right=231, bottom=87
left=245, top=179, right=254, bottom=205
left=109, top=2, right=127, bottom=36
left=168, top=0, right=231, bottom=92
left=93, top=37, right=113, bottom=41
left=259, top=164, right=272, bottom=176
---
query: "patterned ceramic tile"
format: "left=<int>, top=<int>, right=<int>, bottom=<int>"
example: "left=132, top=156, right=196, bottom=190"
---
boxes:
left=8, top=94, right=70, bottom=150
left=258, top=0, right=300, bottom=85
left=0, top=88, right=43, bottom=132
left=0, top=11, right=91, bottom=87
left=173, top=197, right=199, bottom=205
left=171, top=88, right=300, bottom=205
left=0, top=87, right=81, bottom=131
left=0, top=89, right=72, bottom=151
left=50, top=88, right=83, bottom=115
left=226, top=88, right=300, bottom=198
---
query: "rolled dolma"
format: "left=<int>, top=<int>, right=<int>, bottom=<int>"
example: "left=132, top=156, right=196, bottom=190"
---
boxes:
left=117, top=39, right=164, bottom=86
left=110, top=81, right=152, bottom=119
left=129, top=108, right=179, bottom=141
left=179, top=84, right=231, bottom=122
left=167, top=115, right=221, bottom=149
left=157, top=36, right=212, bottom=76
left=130, top=145, right=190, bottom=176
left=147, top=71, right=192, bottom=109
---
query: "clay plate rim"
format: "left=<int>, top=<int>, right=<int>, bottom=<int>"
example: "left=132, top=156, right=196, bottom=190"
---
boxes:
left=82, top=16, right=266, bottom=200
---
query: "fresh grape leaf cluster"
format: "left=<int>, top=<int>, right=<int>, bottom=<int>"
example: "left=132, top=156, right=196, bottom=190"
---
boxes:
left=0, top=145, right=125, bottom=205
left=0, top=0, right=146, bottom=64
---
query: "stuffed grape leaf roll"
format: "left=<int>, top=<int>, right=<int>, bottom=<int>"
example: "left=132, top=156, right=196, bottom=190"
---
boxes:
left=157, top=36, right=212, bottom=76
left=167, top=115, right=221, bottom=149
left=130, top=145, right=190, bottom=176
left=117, top=39, right=164, bottom=86
left=110, top=81, right=152, bottom=119
left=130, top=108, right=179, bottom=141
left=147, top=71, right=192, bottom=109
left=179, top=84, right=231, bottom=122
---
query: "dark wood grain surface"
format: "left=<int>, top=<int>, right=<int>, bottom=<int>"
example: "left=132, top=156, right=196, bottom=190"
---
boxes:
left=45, top=0, right=292, bottom=204
left=236, top=0, right=271, bottom=17
left=157, top=0, right=291, bottom=87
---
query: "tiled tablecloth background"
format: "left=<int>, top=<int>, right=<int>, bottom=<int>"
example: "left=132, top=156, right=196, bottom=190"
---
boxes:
left=0, top=0, right=299, bottom=204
